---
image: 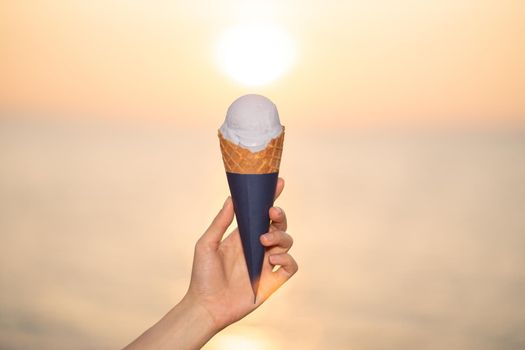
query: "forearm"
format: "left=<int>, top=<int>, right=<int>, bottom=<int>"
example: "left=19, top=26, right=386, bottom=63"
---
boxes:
left=124, top=296, right=217, bottom=350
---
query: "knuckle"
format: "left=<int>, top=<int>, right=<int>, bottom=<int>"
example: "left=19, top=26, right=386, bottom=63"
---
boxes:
left=290, top=258, right=299, bottom=273
left=195, top=238, right=206, bottom=250
left=287, top=233, right=294, bottom=246
left=276, top=231, right=287, bottom=245
left=274, top=230, right=284, bottom=238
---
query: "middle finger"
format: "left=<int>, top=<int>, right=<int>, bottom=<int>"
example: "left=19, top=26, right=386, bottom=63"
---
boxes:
left=260, top=230, right=293, bottom=253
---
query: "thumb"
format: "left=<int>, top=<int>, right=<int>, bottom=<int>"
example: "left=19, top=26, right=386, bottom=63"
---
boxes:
left=200, top=196, right=234, bottom=247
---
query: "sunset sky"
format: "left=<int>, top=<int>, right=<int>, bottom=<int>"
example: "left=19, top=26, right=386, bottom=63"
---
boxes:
left=1, top=0, right=524, bottom=127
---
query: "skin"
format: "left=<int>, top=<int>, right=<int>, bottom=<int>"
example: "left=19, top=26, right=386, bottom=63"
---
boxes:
left=124, top=178, right=298, bottom=350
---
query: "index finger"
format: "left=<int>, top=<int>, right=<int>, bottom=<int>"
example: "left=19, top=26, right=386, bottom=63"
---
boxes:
left=269, top=206, right=287, bottom=231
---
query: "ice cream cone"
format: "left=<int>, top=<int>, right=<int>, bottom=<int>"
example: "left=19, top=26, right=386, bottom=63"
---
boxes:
left=218, top=128, right=284, bottom=174
left=218, top=128, right=285, bottom=301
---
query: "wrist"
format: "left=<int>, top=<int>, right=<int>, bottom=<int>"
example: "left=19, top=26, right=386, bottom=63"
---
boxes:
left=162, top=295, right=217, bottom=350
left=125, top=295, right=218, bottom=350
left=176, top=294, right=219, bottom=337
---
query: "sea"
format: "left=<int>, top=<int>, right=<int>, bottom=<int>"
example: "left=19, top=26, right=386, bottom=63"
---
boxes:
left=1, top=119, right=524, bottom=349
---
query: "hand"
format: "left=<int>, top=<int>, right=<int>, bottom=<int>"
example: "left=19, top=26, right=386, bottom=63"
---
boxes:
left=124, top=177, right=297, bottom=350
left=184, top=177, right=298, bottom=331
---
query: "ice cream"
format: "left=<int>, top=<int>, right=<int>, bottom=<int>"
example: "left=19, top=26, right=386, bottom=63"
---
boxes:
left=219, top=94, right=283, bottom=153
left=218, top=94, right=285, bottom=302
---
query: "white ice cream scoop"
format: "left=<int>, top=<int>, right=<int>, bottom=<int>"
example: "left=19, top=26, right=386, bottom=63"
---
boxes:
left=219, top=94, right=283, bottom=152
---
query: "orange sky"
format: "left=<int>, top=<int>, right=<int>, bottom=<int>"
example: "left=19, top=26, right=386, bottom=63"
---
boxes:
left=1, top=0, right=524, bottom=127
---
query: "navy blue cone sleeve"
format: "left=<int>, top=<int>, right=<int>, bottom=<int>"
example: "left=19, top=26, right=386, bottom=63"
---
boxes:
left=226, top=172, right=279, bottom=298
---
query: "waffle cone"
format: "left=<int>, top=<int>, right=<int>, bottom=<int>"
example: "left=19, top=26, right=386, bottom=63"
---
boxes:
left=219, top=127, right=284, bottom=174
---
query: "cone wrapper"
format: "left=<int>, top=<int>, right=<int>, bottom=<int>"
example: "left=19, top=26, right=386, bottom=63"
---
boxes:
left=219, top=129, right=284, bottom=298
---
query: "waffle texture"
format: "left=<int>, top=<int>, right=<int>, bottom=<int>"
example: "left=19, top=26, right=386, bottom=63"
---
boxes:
left=219, top=127, right=284, bottom=174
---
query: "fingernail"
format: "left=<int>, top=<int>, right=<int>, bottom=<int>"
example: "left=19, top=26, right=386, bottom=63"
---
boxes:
left=263, top=233, right=273, bottom=241
left=269, top=255, right=278, bottom=264
left=275, top=207, right=283, bottom=214
left=223, top=196, right=230, bottom=208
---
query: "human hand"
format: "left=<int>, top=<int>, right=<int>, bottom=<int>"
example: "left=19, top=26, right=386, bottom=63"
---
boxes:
left=184, top=177, right=298, bottom=332
left=123, top=177, right=297, bottom=350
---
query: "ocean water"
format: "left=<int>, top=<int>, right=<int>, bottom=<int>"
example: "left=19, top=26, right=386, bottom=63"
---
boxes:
left=1, top=120, right=524, bottom=349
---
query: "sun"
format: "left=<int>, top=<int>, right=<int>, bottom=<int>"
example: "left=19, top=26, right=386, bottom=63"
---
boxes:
left=215, top=23, right=296, bottom=87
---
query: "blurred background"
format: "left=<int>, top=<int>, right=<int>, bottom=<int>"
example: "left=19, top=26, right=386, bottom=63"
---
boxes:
left=1, top=1, right=524, bottom=349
